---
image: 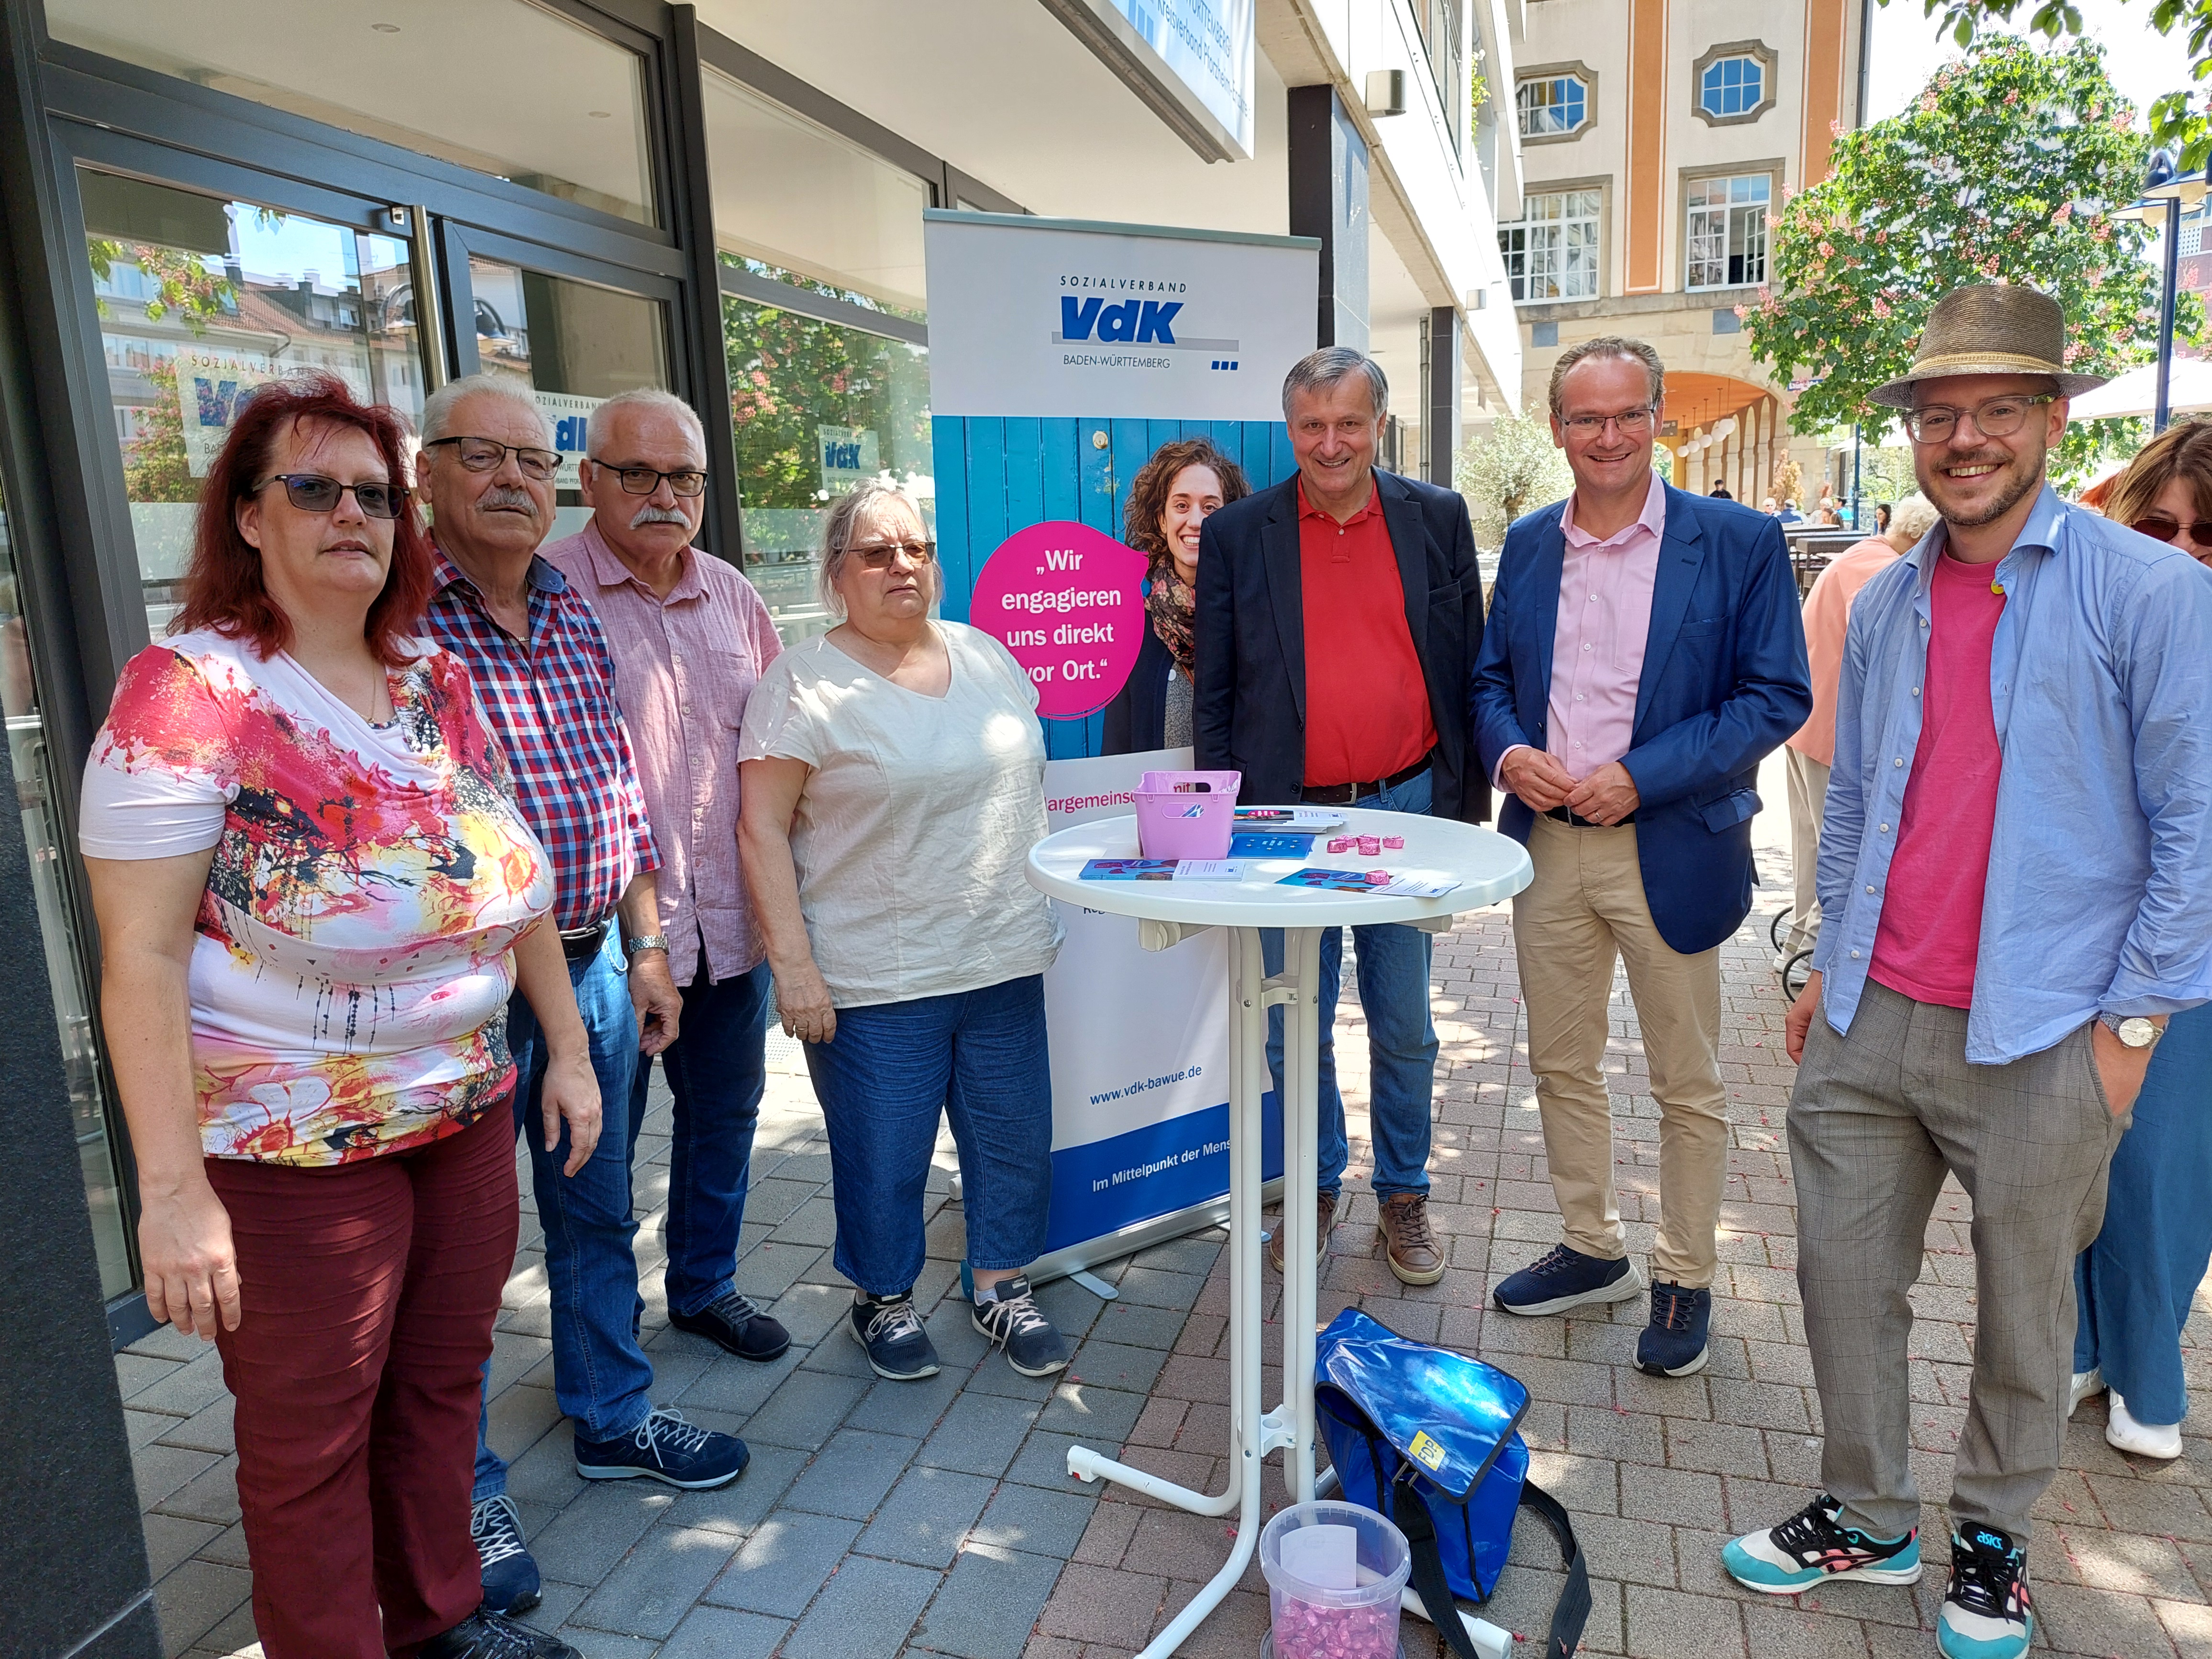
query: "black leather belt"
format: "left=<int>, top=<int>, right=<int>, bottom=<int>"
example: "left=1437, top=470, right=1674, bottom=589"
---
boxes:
left=1545, top=805, right=1636, bottom=828
left=559, top=918, right=610, bottom=962
left=1301, top=756, right=1431, bottom=807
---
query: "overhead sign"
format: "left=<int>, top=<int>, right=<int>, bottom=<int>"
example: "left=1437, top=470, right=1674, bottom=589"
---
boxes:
left=1048, top=0, right=1257, bottom=160
left=923, top=211, right=1318, bottom=421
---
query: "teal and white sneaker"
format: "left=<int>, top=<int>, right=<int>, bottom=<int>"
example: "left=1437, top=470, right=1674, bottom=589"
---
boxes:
left=1723, top=1492, right=1922, bottom=1594
left=1938, top=1525, right=2032, bottom=1659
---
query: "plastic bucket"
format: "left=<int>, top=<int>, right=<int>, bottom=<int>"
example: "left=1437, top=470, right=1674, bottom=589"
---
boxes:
left=1131, top=769, right=1240, bottom=860
left=1258, top=1500, right=1410, bottom=1659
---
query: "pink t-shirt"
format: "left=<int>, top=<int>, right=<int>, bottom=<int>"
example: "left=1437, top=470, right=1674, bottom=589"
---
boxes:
left=1868, top=554, right=2005, bottom=1009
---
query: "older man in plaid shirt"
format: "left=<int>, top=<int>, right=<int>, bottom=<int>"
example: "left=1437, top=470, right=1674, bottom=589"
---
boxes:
left=417, top=375, right=751, bottom=1620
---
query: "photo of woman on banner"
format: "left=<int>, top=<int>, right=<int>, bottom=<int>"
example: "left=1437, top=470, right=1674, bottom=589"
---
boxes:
left=1102, top=437, right=1251, bottom=754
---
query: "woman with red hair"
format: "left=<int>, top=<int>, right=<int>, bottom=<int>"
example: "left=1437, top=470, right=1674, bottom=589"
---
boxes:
left=77, top=373, right=596, bottom=1659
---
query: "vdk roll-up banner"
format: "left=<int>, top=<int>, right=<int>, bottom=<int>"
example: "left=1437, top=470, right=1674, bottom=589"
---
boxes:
left=924, top=210, right=1318, bottom=1277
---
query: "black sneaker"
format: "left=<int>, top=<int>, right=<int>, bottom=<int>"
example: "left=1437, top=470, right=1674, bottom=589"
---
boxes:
left=850, top=1291, right=942, bottom=1380
left=669, top=1288, right=792, bottom=1362
left=1492, top=1243, right=1644, bottom=1316
left=1635, top=1280, right=1712, bottom=1377
left=971, top=1274, right=1072, bottom=1377
left=470, top=1494, right=541, bottom=1616
left=573, top=1407, right=750, bottom=1489
left=1939, top=1524, right=2033, bottom=1659
left=418, top=1606, right=581, bottom=1659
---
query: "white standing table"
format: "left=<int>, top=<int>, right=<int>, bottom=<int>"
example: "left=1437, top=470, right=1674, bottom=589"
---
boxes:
left=1026, top=807, right=1533, bottom=1659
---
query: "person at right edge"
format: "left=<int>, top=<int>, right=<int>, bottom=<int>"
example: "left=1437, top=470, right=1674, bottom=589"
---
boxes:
left=1473, top=335, right=1809, bottom=1380
left=1194, top=346, right=1487, bottom=1288
left=1722, top=285, right=2212, bottom=1659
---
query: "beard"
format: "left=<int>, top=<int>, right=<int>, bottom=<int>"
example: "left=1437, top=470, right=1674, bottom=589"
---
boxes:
left=1917, top=443, right=2044, bottom=529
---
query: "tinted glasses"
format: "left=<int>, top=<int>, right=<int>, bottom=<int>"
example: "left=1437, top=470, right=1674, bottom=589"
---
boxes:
left=847, top=537, right=935, bottom=570
left=260, top=473, right=405, bottom=520
left=2130, top=514, right=2212, bottom=547
left=423, top=435, right=562, bottom=481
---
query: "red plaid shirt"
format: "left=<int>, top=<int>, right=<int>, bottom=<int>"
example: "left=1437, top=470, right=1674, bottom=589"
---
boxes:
left=422, top=547, right=658, bottom=931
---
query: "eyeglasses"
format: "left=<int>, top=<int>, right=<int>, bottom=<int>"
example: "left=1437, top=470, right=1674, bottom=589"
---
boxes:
left=2131, top=514, right=2212, bottom=547
left=1559, top=406, right=1655, bottom=439
left=1903, top=395, right=2055, bottom=445
left=595, top=463, right=708, bottom=497
left=846, top=538, right=936, bottom=570
left=258, top=473, right=405, bottom=520
left=423, top=435, right=562, bottom=481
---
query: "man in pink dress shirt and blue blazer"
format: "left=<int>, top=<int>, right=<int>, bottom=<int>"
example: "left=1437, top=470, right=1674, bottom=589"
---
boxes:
left=1471, top=336, right=1810, bottom=1378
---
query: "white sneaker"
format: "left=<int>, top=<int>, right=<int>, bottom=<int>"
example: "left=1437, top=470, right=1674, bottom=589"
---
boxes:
left=2107, top=1392, right=2184, bottom=1460
left=2068, top=1367, right=2104, bottom=1417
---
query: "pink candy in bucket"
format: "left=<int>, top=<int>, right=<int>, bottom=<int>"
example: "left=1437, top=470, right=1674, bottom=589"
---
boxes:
left=1258, top=1500, right=1410, bottom=1659
left=1132, top=770, right=1241, bottom=861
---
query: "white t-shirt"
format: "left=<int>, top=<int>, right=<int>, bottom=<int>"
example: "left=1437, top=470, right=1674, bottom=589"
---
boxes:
left=739, top=621, right=1062, bottom=1007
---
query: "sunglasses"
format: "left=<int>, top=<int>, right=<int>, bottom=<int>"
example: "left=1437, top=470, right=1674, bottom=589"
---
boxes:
left=847, top=538, right=936, bottom=570
left=2131, top=515, right=2212, bottom=547
left=260, top=473, right=405, bottom=520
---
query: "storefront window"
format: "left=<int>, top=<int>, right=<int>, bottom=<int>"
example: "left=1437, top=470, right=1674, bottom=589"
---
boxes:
left=81, top=171, right=422, bottom=639
left=0, top=489, right=133, bottom=1298
left=47, top=0, right=657, bottom=227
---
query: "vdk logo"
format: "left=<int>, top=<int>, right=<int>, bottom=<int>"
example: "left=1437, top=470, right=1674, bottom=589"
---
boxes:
left=1060, top=296, right=1181, bottom=344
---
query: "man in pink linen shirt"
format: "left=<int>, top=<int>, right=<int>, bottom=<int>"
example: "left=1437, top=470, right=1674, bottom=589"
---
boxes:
left=1472, top=336, right=1810, bottom=1381
left=542, top=389, right=792, bottom=1380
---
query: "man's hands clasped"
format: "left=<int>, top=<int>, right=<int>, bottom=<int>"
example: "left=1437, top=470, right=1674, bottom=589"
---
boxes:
left=1499, top=748, right=1641, bottom=827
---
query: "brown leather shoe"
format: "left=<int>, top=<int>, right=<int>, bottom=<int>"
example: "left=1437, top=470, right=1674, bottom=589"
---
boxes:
left=1267, top=1190, right=1337, bottom=1272
left=1377, top=1193, right=1446, bottom=1286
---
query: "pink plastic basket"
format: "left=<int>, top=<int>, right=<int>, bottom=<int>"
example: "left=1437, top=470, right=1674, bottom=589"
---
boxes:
left=1133, top=770, right=1242, bottom=860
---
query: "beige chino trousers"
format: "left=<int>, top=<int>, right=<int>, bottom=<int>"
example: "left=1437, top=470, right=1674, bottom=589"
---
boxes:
left=1514, top=814, right=1730, bottom=1288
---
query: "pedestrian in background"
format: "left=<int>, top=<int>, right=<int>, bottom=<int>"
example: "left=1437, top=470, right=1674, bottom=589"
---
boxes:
left=2068, top=420, right=2212, bottom=1460
left=1101, top=435, right=1249, bottom=754
left=1726, top=284, right=2212, bottom=1659
left=1775, top=493, right=1938, bottom=965
left=1473, top=334, right=1810, bottom=1379
left=77, top=375, right=590, bottom=1659
left=1194, top=346, right=1488, bottom=1287
left=739, top=481, right=1071, bottom=1383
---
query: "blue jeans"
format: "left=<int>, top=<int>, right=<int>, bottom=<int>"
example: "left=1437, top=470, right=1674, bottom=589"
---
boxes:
left=474, top=933, right=649, bottom=1500
left=634, top=960, right=771, bottom=1318
left=803, top=974, right=1053, bottom=1296
left=2074, top=1002, right=2212, bottom=1425
left=1264, top=767, right=1438, bottom=1201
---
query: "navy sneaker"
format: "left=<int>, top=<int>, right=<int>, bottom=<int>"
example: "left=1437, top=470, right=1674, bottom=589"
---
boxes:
left=1723, top=1492, right=1922, bottom=1594
left=1492, top=1244, right=1644, bottom=1316
left=418, top=1607, right=580, bottom=1659
left=574, top=1407, right=749, bottom=1489
left=669, top=1289, right=792, bottom=1362
left=1939, top=1525, right=2033, bottom=1659
left=972, top=1274, right=1071, bottom=1377
left=470, top=1494, right=541, bottom=1615
left=1635, top=1280, right=1712, bottom=1377
left=850, top=1291, right=941, bottom=1381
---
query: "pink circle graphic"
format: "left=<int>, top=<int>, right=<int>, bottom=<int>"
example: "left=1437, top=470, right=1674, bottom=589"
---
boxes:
left=969, top=520, right=1150, bottom=720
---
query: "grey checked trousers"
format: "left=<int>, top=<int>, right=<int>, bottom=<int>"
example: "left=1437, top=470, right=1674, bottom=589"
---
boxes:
left=1790, top=980, right=2128, bottom=1542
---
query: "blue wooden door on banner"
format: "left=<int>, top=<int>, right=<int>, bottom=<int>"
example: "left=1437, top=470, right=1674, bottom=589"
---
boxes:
left=933, top=415, right=1297, bottom=759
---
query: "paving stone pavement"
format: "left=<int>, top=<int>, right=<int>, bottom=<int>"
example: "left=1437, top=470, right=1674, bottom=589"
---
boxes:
left=118, top=756, right=2212, bottom=1657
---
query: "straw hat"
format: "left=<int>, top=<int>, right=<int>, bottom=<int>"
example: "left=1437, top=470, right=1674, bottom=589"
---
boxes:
left=1867, top=283, right=2106, bottom=408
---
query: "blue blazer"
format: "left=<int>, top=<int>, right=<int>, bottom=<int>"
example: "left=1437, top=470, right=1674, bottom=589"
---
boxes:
left=1101, top=621, right=1174, bottom=755
left=1471, top=484, right=1811, bottom=955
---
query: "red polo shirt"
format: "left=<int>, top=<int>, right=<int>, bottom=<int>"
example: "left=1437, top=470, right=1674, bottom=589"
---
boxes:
left=1298, top=479, right=1437, bottom=787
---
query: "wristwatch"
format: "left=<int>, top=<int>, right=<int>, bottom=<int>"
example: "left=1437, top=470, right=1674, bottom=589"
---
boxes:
left=2099, top=1013, right=2163, bottom=1050
left=625, top=933, right=671, bottom=957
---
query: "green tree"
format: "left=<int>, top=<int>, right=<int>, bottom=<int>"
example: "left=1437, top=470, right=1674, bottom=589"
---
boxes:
left=1739, top=38, right=2194, bottom=481
left=1456, top=409, right=1572, bottom=545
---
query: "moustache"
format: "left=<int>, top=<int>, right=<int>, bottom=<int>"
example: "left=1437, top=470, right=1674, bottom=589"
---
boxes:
left=477, top=486, right=541, bottom=513
left=629, top=504, right=692, bottom=529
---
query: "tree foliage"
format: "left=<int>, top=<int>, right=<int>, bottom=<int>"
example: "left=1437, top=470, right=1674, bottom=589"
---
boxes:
left=1740, top=38, right=2196, bottom=481
left=1456, top=410, right=1572, bottom=545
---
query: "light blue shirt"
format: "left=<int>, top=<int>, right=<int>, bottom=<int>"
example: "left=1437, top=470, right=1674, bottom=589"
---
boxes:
left=1812, top=484, right=2212, bottom=1063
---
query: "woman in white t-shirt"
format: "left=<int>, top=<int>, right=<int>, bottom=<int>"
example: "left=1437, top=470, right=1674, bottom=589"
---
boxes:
left=77, top=375, right=597, bottom=1659
left=739, top=482, right=1067, bottom=1385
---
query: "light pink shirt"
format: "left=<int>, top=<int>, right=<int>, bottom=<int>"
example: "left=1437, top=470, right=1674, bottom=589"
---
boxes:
left=1498, top=471, right=1667, bottom=786
left=544, top=521, right=782, bottom=987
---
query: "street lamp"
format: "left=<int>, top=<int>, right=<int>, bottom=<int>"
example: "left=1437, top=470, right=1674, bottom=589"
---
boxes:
left=2115, top=149, right=2208, bottom=433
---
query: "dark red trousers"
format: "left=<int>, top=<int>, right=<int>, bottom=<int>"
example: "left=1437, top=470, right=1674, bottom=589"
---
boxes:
left=207, top=1100, right=518, bottom=1658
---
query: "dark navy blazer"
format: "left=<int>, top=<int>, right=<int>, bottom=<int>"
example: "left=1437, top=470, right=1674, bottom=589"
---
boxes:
left=1470, top=484, right=1811, bottom=955
left=1100, top=622, right=1173, bottom=755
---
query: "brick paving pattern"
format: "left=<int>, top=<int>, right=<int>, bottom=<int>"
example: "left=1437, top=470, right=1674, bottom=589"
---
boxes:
left=118, top=756, right=2212, bottom=1657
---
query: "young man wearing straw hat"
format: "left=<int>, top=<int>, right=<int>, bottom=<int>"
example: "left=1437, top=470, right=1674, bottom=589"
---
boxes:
left=1722, top=284, right=2212, bottom=1659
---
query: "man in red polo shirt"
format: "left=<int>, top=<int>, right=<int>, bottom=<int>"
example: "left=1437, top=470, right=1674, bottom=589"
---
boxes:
left=1194, top=347, right=1488, bottom=1284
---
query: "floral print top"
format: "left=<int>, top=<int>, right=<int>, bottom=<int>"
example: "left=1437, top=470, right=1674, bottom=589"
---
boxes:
left=79, top=630, right=554, bottom=1165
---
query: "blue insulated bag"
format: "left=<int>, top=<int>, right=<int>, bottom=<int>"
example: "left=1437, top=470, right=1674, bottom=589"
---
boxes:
left=1315, top=1307, right=1590, bottom=1659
